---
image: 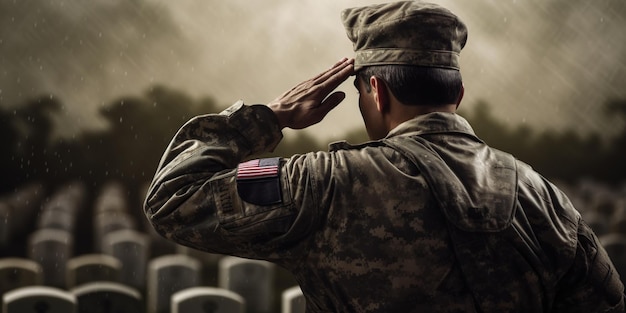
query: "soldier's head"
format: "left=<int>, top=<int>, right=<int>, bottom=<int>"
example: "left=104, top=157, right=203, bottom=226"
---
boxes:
left=342, top=1, right=468, bottom=139
left=356, top=65, right=463, bottom=107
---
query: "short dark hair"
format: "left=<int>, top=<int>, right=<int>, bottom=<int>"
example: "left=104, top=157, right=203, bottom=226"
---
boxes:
left=358, top=65, right=463, bottom=106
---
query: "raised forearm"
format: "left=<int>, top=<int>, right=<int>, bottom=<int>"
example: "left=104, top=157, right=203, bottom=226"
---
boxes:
left=143, top=101, right=282, bottom=245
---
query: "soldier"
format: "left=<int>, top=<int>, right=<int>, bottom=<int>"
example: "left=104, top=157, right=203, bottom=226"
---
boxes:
left=144, top=1, right=625, bottom=312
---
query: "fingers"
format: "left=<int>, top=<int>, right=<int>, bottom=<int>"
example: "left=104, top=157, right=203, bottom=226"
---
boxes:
left=279, top=58, right=352, bottom=98
left=314, top=58, right=354, bottom=86
left=308, top=59, right=354, bottom=105
left=311, top=58, right=350, bottom=81
left=267, top=58, right=353, bottom=130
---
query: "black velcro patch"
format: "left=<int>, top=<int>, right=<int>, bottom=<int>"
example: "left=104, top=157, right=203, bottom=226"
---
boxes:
left=236, top=157, right=282, bottom=205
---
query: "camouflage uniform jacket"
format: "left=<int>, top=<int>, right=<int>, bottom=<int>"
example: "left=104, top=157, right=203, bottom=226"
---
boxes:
left=144, top=101, right=625, bottom=313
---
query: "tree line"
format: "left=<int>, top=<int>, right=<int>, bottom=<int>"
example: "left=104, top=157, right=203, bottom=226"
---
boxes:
left=1, top=85, right=625, bottom=199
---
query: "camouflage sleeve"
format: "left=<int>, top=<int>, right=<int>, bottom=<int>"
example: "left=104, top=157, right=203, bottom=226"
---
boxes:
left=143, top=101, right=298, bottom=258
left=552, top=220, right=625, bottom=312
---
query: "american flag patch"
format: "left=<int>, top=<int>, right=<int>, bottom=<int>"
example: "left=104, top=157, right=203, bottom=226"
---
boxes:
left=236, top=158, right=279, bottom=180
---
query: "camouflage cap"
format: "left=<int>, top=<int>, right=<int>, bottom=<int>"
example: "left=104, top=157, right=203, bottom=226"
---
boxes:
left=341, top=1, right=468, bottom=71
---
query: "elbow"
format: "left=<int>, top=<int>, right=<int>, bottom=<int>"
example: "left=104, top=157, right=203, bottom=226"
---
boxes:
left=143, top=200, right=175, bottom=241
left=142, top=184, right=223, bottom=250
left=144, top=202, right=224, bottom=254
left=142, top=187, right=182, bottom=241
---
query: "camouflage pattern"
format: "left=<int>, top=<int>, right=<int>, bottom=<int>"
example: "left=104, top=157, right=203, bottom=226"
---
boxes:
left=341, top=1, right=468, bottom=71
left=144, top=102, right=625, bottom=312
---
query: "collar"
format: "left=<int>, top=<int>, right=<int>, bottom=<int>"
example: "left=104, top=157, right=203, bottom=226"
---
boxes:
left=329, top=112, right=479, bottom=152
left=385, top=112, right=477, bottom=139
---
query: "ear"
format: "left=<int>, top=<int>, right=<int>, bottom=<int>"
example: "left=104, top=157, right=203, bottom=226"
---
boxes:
left=369, top=76, right=390, bottom=113
left=455, top=84, right=465, bottom=109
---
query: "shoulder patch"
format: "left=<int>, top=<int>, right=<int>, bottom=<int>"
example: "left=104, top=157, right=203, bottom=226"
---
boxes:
left=237, top=158, right=279, bottom=180
left=236, top=157, right=282, bottom=205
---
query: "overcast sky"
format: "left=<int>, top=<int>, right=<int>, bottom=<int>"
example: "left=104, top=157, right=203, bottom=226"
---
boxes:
left=1, top=0, right=625, bottom=142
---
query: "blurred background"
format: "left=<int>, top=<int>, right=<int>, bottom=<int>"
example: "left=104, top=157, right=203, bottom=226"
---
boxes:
left=1, top=0, right=626, bottom=189
left=0, top=0, right=625, bottom=311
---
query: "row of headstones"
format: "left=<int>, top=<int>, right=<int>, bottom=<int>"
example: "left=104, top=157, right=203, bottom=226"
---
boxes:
left=2, top=283, right=305, bottom=313
left=1, top=254, right=305, bottom=313
left=19, top=181, right=303, bottom=312
left=24, top=182, right=149, bottom=292
left=91, top=182, right=148, bottom=292
left=28, top=183, right=87, bottom=290
left=28, top=226, right=149, bottom=290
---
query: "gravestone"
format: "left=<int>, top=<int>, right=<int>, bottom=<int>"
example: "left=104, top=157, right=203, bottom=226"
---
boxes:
left=36, top=183, right=86, bottom=233
left=171, top=286, right=245, bottom=313
left=0, top=258, right=43, bottom=295
left=37, top=209, right=75, bottom=232
left=93, top=182, right=128, bottom=215
left=65, top=254, right=122, bottom=288
left=28, top=229, right=73, bottom=288
left=102, top=229, right=149, bottom=291
left=71, top=281, right=143, bottom=313
left=2, top=286, right=76, bottom=313
left=281, top=286, right=305, bottom=313
left=93, top=212, right=136, bottom=252
left=93, top=182, right=135, bottom=252
left=218, top=256, right=274, bottom=313
left=147, top=254, right=202, bottom=313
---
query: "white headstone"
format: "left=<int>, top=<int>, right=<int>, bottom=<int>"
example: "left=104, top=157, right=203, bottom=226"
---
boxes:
left=102, top=229, right=149, bottom=291
left=147, top=254, right=202, bottom=313
left=3, top=286, right=76, bottom=313
left=71, top=281, right=143, bottom=313
left=281, top=286, right=306, bottom=313
left=0, top=258, right=43, bottom=295
left=171, top=286, right=245, bottom=313
left=28, top=229, right=73, bottom=288
left=218, top=256, right=275, bottom=313
left=66, top=254, right=122, bottom=288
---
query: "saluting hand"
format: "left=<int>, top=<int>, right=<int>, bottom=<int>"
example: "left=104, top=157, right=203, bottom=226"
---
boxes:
left=268, top=58, right=355, bottom=130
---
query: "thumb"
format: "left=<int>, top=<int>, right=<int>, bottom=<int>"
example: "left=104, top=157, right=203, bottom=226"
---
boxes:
left=321, top=91, right=346, bottom=113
